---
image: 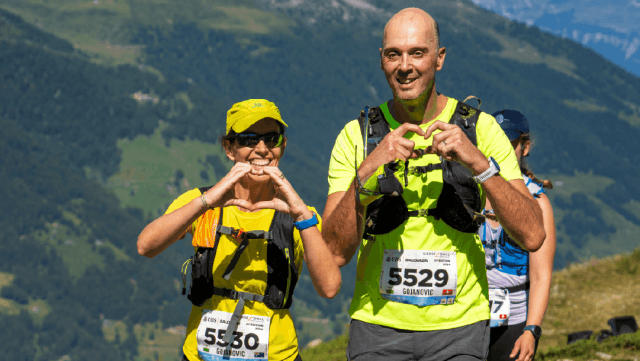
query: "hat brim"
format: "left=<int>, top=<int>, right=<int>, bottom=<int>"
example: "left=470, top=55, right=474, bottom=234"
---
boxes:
left=229, top=114, right=288, bottom=134
left=503, top=129, right=522, bottom=141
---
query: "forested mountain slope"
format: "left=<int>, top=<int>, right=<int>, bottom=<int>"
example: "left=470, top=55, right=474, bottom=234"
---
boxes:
left=2, top=0, right=640, bottom=358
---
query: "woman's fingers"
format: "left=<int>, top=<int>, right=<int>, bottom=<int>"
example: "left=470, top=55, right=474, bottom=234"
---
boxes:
left=511, top=333, right=535, bottom=361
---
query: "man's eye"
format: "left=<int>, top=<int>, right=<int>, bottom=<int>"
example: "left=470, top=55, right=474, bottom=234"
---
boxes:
left=413, top=51, right=424, bottom=57
left=387, top=52, right=399, bottom=59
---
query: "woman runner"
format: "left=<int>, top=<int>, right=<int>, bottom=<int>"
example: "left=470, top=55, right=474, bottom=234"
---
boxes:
left=481, top=109, right=556, bottom=361
left=137, top=99, right=341, bottom=361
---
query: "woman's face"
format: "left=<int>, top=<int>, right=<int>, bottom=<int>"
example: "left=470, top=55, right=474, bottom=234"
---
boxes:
left=224, top=118, right=286, bottom=183
left=510, top=136, right=530, bottom=164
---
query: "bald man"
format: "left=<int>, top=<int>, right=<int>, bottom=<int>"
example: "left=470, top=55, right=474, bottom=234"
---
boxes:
left=322, top=8, right=545, bottom=361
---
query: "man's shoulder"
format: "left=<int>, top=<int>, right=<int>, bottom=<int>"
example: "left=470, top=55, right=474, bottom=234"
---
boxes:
left=333, top=118, right=363, bottom=149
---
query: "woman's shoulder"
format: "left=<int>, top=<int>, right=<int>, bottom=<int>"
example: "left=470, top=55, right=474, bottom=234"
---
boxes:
left=165, top=188, right=204, bottom=214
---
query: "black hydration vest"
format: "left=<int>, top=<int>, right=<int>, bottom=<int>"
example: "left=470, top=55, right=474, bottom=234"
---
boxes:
left=183, top=187, right=299, bottom=344
left=359, top=102, right=486, bottom=238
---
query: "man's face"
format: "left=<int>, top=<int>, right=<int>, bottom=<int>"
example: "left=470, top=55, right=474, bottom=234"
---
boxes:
left=380, top=19, right=445, bottom=103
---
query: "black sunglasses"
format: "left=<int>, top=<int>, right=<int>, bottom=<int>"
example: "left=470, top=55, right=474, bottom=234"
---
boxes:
left=233, top=132, right=283, bottom=148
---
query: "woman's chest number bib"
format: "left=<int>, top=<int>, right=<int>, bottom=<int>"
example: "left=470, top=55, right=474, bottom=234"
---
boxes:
left=489, top=288, right=511, bottom=327
left=196, top=310, right=270, bottom=361
left=379, top=250, right=458, bottom=306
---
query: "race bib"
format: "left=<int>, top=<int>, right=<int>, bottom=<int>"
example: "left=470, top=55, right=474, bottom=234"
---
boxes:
left=196, top=310, right=270, bottom=361
left=379, top=249, right=457, bottom=306
left=489, top=288, right=511, bottom=328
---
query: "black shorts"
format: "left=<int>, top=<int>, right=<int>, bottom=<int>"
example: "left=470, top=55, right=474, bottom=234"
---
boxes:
left=347, top=319, right=490, bottom=361
left=488, top=322, right=539, bottom=361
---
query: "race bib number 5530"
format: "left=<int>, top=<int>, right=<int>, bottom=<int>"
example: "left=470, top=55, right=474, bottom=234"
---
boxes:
left=196, top=310, right=270, bottom=361
left=379, top=250, right=457, bottom=306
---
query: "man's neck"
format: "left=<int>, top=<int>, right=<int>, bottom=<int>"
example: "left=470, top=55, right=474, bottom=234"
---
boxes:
left=390, top=88, right=445, bottom=125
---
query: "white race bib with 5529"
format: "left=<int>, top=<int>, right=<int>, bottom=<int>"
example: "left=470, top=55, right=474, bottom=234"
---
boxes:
left=379, top=249, right=457, bottom=306
left=196, top=310, right=270, bottom=361
left=489, top=288, right=511, bottom=327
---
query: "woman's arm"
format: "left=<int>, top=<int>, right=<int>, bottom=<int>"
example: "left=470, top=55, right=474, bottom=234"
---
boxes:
left=137, top=163, right=254, bottom=258
left=298, top=210, right=342, bottom=299
left=510, top=193, right=556, bottom=361
left=137, top=195, right=207, bottom=258
left=527, top=193, right=556, bottom=325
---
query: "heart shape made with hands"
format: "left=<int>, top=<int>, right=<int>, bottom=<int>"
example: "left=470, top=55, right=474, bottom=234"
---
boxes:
left=215, top=163, right=305, bottom=217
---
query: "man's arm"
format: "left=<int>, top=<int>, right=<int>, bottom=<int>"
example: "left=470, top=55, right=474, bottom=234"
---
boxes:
left=322, top=181, right=364, bottom=268
left=423, top=120, right=545, bottom=251
left=322, top=122, right=425, bottom=267
left=483, top=177, right=544, bottom=252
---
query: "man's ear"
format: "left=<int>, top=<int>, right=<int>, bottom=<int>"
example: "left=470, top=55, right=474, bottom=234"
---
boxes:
left=223, top=140, right=236, bottom=162
left=436, top=47, right=446, bottom=71
left=379, top=47, right=384, bottom=70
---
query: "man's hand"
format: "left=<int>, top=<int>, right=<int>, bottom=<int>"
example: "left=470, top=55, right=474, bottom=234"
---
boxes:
left=423, top=120, right=489, bottom=175
left=358, top=122, right=425, bottom=180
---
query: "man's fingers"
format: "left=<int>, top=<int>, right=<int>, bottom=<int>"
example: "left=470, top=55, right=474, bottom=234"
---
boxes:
left=410, top=148, right=427, bottom=159
left=423, top=120, right=455, bottom=139
left=391, top=122, right=425, bottom=137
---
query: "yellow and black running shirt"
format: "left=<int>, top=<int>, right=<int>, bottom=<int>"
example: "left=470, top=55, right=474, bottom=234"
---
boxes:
left=166, top=188, right=319, bottom=361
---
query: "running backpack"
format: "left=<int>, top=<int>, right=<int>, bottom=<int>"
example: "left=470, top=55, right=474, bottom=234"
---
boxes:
left=358, top=101, right=486, bottom=238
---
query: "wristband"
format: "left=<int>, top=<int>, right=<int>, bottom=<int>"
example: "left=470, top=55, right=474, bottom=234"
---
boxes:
left=473, top=157, right=501, bottom=184
left=201, top=192, right=213, bottom=209
left=293, top=212, right=319, bottom=230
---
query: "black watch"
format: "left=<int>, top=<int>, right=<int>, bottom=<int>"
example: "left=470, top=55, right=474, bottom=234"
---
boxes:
left=523, top=325, right=542, bottom=340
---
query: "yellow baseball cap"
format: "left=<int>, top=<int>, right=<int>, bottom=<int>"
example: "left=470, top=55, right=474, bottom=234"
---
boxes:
left=226, top=99, right=288, bottom=135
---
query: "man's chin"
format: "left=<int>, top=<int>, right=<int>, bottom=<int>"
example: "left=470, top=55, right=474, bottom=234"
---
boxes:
left=394, top=89, right=431, bottom=105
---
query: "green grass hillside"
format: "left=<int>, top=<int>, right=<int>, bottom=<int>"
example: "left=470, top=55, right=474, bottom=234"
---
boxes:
left=301, top=248, right=640, bottom=361
left=0, top=0, right=293, bottom=67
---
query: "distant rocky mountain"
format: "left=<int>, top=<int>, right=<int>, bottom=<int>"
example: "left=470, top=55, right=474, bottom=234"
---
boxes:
left=470, top=0, right=640, bottom=76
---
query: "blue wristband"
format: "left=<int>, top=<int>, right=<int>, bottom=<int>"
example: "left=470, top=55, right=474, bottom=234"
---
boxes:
left=293, top=212, right=318, bottom=230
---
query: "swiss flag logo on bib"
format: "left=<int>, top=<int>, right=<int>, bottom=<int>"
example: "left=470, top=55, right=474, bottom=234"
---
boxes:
left=443, top=289, right=453, bottom=295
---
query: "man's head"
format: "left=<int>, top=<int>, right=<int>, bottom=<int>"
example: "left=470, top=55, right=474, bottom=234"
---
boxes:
left=380, top=8, right=445, bottom=104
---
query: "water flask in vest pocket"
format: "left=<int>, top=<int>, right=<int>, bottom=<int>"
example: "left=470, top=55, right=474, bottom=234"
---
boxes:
left=187, top=247, right=215, bottom=307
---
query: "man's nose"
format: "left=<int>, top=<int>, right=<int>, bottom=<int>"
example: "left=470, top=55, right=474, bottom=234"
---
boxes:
left=399, top=53, right=411, bottom=72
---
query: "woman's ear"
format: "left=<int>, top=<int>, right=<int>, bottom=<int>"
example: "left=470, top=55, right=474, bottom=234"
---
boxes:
left=522, top=140, right=532, bottom=157
left=280, top=136, right=287, bottom=156
left=223, top=139, right=236, bottom=161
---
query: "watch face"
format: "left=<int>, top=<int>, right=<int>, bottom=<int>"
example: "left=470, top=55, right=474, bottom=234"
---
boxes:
left=526, top=326, right=542, bottom=339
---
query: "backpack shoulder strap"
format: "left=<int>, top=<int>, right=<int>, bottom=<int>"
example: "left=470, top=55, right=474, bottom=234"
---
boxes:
left=358, top=106, right=390, bottom=157
left=264, top=210, right=298, bottom=309
left=449, top=101, right=480, bottom=147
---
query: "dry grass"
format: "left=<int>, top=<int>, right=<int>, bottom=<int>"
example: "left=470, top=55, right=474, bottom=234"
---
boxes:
left=540, top=249, right=640, bottom=351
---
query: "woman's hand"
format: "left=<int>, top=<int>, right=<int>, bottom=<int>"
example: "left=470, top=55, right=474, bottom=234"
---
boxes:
left=202, top=162, right=258, bottom=210
left=252, top=166, right=311, bottom=221
left=510, top=331, right=536, bottom=361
